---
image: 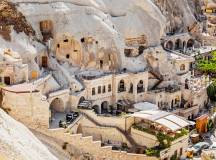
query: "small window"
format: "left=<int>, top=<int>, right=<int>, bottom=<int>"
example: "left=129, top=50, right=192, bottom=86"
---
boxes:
left=108, top=54, right=111, bottom=61
left=95, top=41, right=98, bottom=44
left=92, top=88, right=95, bottom=95
left=103, top=86, right=106, bottom=93
left=74, top=50, right=78, bottom=52
left=64, top=39, right=68, bottom=42
left=57, top=44, right=60, bottom=48
left=98, top=86, right=101, bottom=94
left=108, top=84, right=111, bottom=92
left=66, top=54, right=70, bottom=59
left=81, top=38, right=85, bottom=43
left=100, top=60, right=103, bottom=68
left=180, top=64, right=185, bottom=71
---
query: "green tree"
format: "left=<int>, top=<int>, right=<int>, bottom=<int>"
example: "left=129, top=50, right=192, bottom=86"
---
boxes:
left=196, top=51, right=216, bottom=74
left=207, top=82, right=216, bottom=102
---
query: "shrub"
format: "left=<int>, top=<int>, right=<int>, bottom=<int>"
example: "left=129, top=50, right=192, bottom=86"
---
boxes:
left=207, top=82, right=216, bottom=101
left=145, top=148, right=160, bottom=157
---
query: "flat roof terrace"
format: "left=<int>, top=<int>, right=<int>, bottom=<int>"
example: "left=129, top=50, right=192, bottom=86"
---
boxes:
left=131, top=110, right=193, bottom=132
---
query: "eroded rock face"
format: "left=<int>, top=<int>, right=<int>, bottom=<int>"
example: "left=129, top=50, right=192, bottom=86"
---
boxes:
left=0, top=0, right=203, bottom=72
left=0, top=0, right=35, bottom=41
left=153, top=0, right=201, bottom=34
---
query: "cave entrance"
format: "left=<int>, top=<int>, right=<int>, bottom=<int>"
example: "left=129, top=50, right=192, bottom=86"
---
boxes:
left=4, top=77, right=10, bottom=85
left=42, top=56, right=48, bottom=68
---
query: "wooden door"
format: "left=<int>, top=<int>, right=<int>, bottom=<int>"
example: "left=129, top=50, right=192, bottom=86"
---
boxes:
left=42, top=56, right=48, bottom=68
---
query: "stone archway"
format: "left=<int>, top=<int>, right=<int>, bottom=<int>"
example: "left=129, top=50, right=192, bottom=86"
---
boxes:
left=79, top=96, right=85, bottom=104
left=175, top=39, right=182, bottom=50
left=187, top=39, right=194, bottom=48
left=92, top=105, right=100, bottom=114
left=49, top=98, right=64, bottom=125
left=101, top=101, right=109, bottom=114
left=118, top=80, right=126, bottom=92
left=165, top=41, right=174, bottom=50
left=137, top=80, right=144, bottom=93
left=50, top=98, right=64, bottom=113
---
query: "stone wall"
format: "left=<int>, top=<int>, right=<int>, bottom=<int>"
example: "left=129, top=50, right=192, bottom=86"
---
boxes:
left=37, top=128, right=158, bottom=160
left=1, top=90, right=49, bottom=128
left=131, top=128, right=159, bottom=148
left=81, top=110, right=134, bottom=131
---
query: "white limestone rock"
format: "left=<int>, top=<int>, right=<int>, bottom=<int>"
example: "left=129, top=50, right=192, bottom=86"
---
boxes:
left=0, top=109, right=58, bottom=160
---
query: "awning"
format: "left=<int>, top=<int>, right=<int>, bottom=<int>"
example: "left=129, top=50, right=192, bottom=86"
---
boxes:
left=133, top=102, right=158, bottom=111
left=78, top=100, right=91, bottom=107
left=131, top=110, right=192, bottom=131
left=117, top=99, right=134, bottom=106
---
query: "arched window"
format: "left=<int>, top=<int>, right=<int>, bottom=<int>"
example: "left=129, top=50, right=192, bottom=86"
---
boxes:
left=180, top=64, right=185, bottom=71
left=187, top=39, right=194, bottom=48
left=165, top=41, right=174, bottom=50
left=118, top=80, right=126, bottom=92
left=137, top=80, right=144, bottom=93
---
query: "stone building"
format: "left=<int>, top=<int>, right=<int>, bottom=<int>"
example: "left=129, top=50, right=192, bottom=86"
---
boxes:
left=0, top=49, right=28, bottom=85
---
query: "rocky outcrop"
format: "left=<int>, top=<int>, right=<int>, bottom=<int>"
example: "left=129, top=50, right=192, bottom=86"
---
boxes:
left=0, top=109, right=57, bottom=160
left=153, top=0, right=202, bottom=34
left=0, top=0, right=35, bottom=41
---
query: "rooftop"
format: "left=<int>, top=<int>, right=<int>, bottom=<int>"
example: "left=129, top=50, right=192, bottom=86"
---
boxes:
left=131, top=110, right=193, bottom=131
left=2, top=83, right=38, bottom=93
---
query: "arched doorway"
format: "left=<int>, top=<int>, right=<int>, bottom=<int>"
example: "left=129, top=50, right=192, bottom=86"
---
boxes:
left=118, top=80, right=126, bottom=92
left=165, top=41, right=174, bottom=50
left=92, top=105, right=100, bottom=114
left=137, top=80, right=144, bottom=93
left=101, top=101, right=109, bottom=114
left=49, top=98, right=64, bottom=125
left=187, top=39, right=194, bottom=48
left=180, top=64, right=186, bottom=71
left=175, top=39, right=182, bottom=50
left=50, top=98, right=64, bottom=113
left=79, top=97, right=85, bottom=104
left=185, top=79, right=189, bottom=89
left=4, top=77, right=10, bottom=85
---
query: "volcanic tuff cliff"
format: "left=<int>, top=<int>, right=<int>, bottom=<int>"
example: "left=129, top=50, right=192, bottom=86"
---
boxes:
left=0, top=0, right=203, bottom=71
left=0, top=0, right=205, bottom=159
left=0, top=108, right=58, bottom=160
left=0, top=0, right=35, bottom=41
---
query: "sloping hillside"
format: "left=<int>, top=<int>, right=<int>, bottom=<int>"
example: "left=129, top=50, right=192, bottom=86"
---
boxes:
left=0, top=108, right=58, bottom=160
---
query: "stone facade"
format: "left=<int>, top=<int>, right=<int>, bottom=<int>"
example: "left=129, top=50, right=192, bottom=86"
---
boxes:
left=1, top=90, right=49, bottom=128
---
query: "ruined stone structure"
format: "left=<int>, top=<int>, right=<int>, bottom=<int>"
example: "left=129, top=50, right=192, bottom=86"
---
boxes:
left=161, top=33, right=195, bottom=51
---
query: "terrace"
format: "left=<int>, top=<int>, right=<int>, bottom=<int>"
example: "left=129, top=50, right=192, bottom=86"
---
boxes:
left=130, top=110, right=191, bottom=157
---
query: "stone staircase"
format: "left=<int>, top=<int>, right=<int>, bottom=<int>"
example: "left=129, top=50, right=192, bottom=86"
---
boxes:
left=149, top=69, right=164, bottom=90
left=34, top=128, right=157, bottom=160
left=80, top=111, right=140, bottom=149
